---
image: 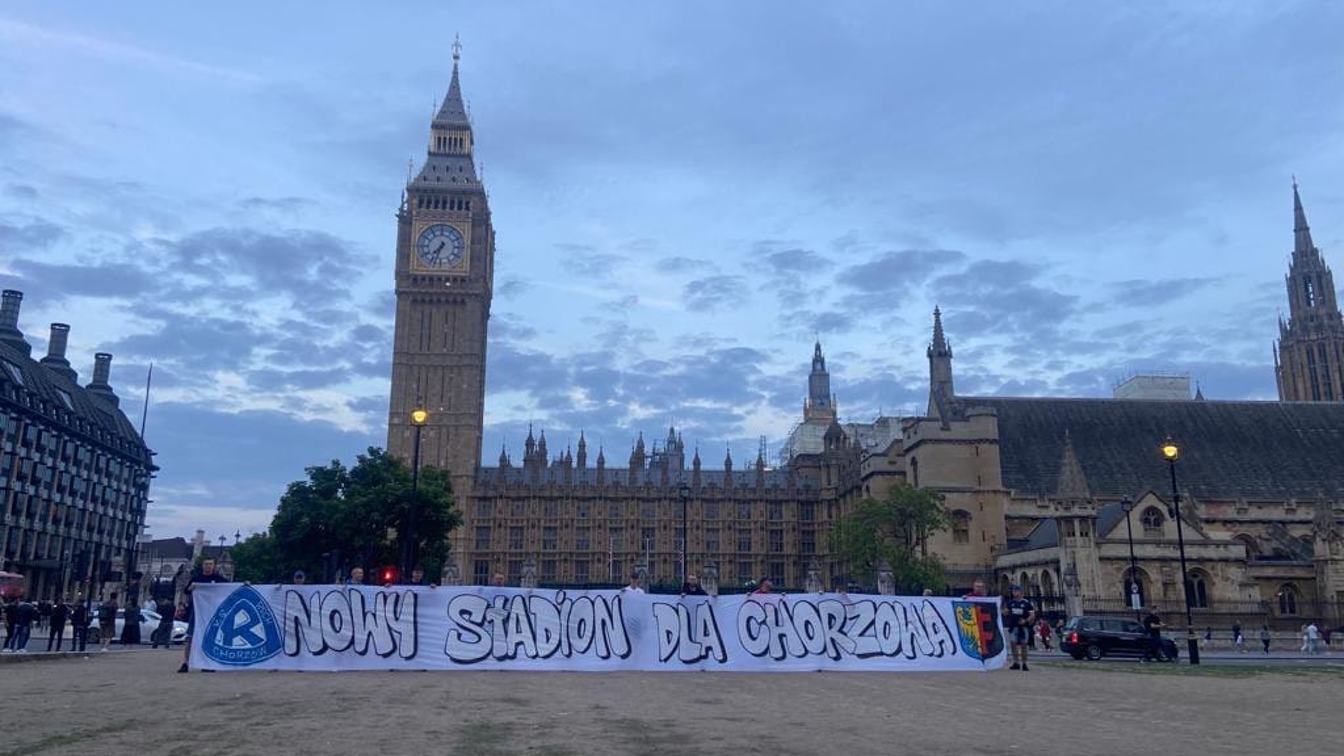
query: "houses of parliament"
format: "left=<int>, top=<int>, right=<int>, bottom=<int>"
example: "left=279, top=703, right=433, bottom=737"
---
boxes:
left=386, top=50, right=1344, bottom=623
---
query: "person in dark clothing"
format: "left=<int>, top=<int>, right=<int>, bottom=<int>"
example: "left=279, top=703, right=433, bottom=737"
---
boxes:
left=680, top=573, right=708, bottom=596
left=151, top=604, right=176, bottom=649
left=120, top=574, right=142, bottom=646
left=70, top=600, right=90, bottom=652
left=1141, top=609, right=1164, bottom=662
left=2, top=599, right=16, bottom=651
left=1004, top=585, right=1036, bottom=671
left=36, top=600, right=51, bottom=633
left=98, top=593, right=119, bottom=651
left=12, top=599, right=36, bottom=652
left=47, top=598, right=70, bottom=652
left=179, top=558, right=229, bottom=673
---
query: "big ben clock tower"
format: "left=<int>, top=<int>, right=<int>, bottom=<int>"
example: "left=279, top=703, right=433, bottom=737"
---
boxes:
left=388, top=39, right=494, bottom=545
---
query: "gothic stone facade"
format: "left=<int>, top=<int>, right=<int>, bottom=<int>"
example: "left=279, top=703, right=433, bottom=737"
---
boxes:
left=387, top=60, right=1344, bottom=622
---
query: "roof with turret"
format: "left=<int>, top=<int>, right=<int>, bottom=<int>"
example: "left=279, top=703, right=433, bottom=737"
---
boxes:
left=0, top=317, right=153, bottom=466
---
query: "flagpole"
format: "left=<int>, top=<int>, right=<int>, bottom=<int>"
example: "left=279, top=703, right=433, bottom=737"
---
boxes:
left=139, top=362, right=154, bottom=438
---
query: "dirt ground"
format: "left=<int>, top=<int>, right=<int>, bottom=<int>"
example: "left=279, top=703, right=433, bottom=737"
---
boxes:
left=2, top=652, right=1339, bottom=756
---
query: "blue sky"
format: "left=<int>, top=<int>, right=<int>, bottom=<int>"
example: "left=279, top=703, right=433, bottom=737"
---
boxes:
left=2, top=1, right=1342, bottom=540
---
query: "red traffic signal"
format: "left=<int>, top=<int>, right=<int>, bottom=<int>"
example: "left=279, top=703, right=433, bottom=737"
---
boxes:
left=381, top=566, right=397, bottom=585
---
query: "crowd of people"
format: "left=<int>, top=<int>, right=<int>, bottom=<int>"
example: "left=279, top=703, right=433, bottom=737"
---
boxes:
left=1, top=590, right=186, bottom=654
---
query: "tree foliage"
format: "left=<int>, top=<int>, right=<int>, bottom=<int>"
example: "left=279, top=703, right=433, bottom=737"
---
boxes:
left=234, top=447, right=460, bottom=582
left=828, top=484, right=951, bottom=592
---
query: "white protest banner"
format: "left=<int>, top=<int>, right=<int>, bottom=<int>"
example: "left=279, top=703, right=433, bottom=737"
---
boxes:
left=189, top=584, right=1007, bottom=672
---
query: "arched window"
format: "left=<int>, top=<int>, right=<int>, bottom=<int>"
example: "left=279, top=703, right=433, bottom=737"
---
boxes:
left=1040, top=570, right=1055, bottom=596
left=1141, top=507, right=1164, bottom=536
left=952, top=511, right=971, bottom=544
left=998, top=574, right=1011, bottom=597
left=1277, top=584, right=1299, bottom=615
left=1233, top=534, right=1259, bottom=559
left=1187, top=571, right=1210, bottom=608
left=1019, top=571, right=1032, bottom=595
left=910, top=457, right=919, bottom=488
left=1122, top=567, right=1147, bottom=607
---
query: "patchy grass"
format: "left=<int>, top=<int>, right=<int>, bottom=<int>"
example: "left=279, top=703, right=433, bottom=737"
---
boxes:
left=453, top=721, right=516, bottom=756
left=0, top=720, right=136, bottom=756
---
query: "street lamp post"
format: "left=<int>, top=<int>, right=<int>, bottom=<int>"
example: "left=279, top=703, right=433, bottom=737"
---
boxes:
left=404, top=408, right=429, bottom=578
left=678, top=483, right=690, bottom=588
left=1121, top=496, right=1140, bottom=621
left=1161, top=438, right=1200, bottom=665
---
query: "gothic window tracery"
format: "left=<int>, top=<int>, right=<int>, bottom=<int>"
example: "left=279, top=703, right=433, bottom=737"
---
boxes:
left=1141, top=507, right=1164, bottom=535
left=952, top=510, right=971, bottom=544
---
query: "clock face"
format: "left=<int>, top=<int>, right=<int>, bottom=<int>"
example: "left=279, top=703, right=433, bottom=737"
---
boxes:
left=416, top=224, right=465, bottom=269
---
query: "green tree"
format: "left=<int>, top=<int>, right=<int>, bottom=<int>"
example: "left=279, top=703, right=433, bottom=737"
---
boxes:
left=828, top=484, right=951, bottom=592
left=230, top=532, right=278, bottom=584
left=234, top=447, right=460, bottom=582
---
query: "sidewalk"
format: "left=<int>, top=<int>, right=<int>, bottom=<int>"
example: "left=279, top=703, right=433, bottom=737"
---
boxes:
left=1032, top=646, right=1337, bottom=662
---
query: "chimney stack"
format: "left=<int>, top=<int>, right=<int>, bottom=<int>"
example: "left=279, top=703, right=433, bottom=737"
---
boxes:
left=0, top=289, right=31, bottom=356
left=39, top=323, right=78, bottom=382
left=86, top=352, right=120, bottom=407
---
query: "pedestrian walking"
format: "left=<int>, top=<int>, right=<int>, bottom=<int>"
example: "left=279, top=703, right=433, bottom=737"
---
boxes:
left=1036, top=618, right=1053, bottom=651
left=1259, top=625, right=1271, bottom=654
left=1, top=598, right=16, bottom=651
left=1232, top=622, right=1245, bottom=653
left=1141, top=608, right=1164, bottom=662
left=70, top=600, right=89, bottom=653
left=179, top=558, right=229, bottom=673
left=46, top=598, right=69, bottom=652
left=97, top=593, right=119, bottom=652
left=151, top=604, right=175, bottom=649
left=1305, top=622, right=1320, bottom=655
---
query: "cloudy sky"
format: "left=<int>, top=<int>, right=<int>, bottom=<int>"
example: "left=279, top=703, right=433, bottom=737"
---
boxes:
left=2, top=2, right=1342, bottom=540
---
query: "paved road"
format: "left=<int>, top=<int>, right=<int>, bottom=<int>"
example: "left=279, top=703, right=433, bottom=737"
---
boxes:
left=2, top=650, right=1341, bottom=755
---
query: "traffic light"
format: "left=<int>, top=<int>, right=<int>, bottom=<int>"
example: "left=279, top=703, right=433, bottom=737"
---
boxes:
left=381, top=566, right=398, bottom=586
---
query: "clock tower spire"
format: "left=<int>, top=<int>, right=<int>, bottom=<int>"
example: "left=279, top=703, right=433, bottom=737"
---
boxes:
left=387, top=40, right=495, bottom=540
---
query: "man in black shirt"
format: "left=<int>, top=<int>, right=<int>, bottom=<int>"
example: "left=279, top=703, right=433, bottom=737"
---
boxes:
left=680, top=573, right=708, bottom=596
left=47, top=598, right=69, bottom=652
left=1004, top=584, right=1036, bottom=671
left=178, top=558, right=230, bottom=673
left=1142, top=609, right=1164, bottom=662
left=70, top=598, right=90, bottom=653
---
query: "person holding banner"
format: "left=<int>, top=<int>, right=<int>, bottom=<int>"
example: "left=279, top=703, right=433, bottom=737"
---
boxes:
left=1004, top=584, right=1035, bottom=671
left=751, top=577, right=776, bottom=595
left=680, top=573, right=706, bottom=596
left=178, top=558, right=229, bottom=673
left=622, top=571, right=645, bottom=594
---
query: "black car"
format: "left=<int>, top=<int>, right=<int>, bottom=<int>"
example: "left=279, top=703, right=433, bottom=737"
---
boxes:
left=1061, top=616, right=1180, bottom=662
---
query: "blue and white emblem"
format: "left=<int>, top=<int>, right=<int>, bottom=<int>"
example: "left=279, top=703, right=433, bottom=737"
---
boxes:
left=201, top=585, right=284, bottom=666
